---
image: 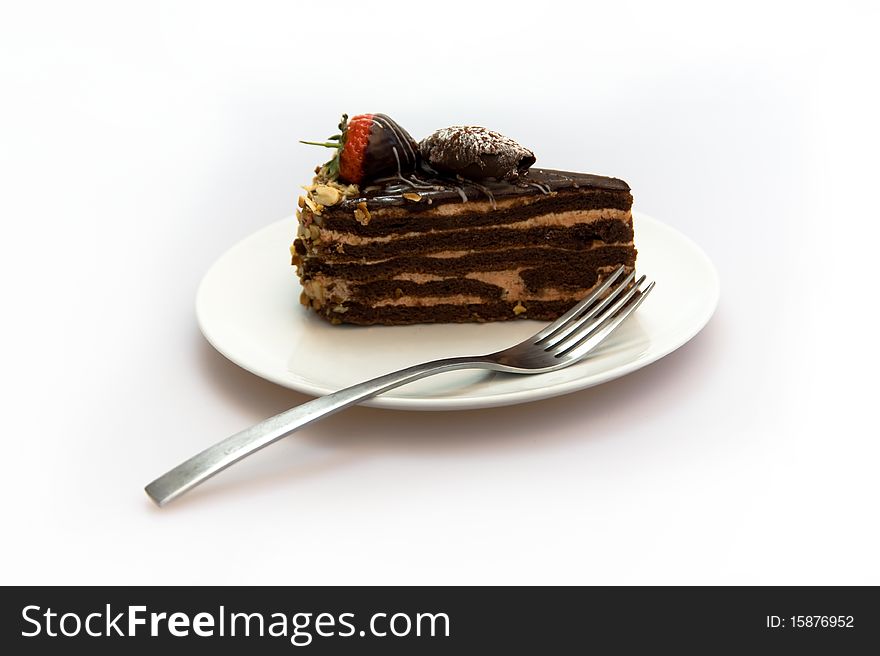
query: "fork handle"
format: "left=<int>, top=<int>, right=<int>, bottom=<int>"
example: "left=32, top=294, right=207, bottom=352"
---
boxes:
left=145, top=356, right=484, bottom=506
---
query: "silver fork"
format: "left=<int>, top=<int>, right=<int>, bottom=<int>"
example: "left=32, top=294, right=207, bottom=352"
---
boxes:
left=145, top=266, right=654, bottom=506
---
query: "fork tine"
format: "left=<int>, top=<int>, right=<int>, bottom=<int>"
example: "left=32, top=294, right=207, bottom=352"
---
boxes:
left=548, top=275, right=647, bottom=354
left=540, top=271, right=641, bottom=349
left=533, top=265, right=627, bottom=343
left=555, top=280, right=655, bottom=360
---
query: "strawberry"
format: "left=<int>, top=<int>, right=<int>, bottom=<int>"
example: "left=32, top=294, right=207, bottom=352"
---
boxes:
left=301, top=113, right=419, bottom=185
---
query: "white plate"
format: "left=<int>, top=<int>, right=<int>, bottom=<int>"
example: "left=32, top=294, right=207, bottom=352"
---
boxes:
left=196, top=211, right=719, bottom=410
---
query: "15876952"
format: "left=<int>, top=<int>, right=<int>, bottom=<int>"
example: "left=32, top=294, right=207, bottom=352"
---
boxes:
left=766, top=616, right=855, bottom=629
left=791, top=616, right=854, bottom=628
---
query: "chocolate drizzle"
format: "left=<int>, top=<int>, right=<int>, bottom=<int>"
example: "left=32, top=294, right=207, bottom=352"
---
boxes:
left=361, top=113, right=420, bottom=182
left=335, top=168, right=631, bottom=212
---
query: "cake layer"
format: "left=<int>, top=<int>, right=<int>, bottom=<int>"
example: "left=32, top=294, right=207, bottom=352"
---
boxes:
left=298, top=245, right=636, bottom=280
left=303, top=266, right=634, bottom=306
left=308, top=208, right=631, bottom=246
left=295, top=216, right=633, bottom=261
left=324, top=299, right=601, bottom=326
left=315, top=185, right=632, bottom=237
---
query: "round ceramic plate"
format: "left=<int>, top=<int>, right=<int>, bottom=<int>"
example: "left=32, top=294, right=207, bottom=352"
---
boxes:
left=196, top=211, right=719, bottom=410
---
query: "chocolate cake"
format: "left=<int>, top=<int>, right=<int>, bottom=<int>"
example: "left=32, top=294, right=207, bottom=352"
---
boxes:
left=291, top=115, right=635, bottom=325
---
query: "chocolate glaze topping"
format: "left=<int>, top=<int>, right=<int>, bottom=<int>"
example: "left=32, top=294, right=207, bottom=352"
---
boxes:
left=337, top=168, right=631, bottom=211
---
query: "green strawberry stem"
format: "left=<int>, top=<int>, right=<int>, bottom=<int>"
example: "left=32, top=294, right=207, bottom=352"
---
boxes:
left=299, top=140, right=342, bottom=148
left=300, top=114, right=349, bottom=182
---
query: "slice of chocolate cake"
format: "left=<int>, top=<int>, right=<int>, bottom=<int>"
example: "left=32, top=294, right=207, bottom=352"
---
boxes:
left=291, top=115, right=635, bottom=325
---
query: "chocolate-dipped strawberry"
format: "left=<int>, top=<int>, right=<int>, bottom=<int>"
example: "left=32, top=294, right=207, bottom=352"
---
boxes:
left=301, top=113, right=419, bottom=185
left=419, top=126, right=536, bottom=181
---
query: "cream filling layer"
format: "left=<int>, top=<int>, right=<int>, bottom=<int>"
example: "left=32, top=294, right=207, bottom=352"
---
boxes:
left=395, top=269, right=532, bottom=299
left=328, top=242, right=632, bottom=266
left=301, top=263, right=633, bottom=307
left=372, top=265, right=628, bottom=308
left=374, top=291, right=576, bottom=308
left=314, top=209, right=631, bottom=247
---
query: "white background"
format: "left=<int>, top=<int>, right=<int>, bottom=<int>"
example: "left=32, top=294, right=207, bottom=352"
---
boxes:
left=1, top=0, right=878, bottom=584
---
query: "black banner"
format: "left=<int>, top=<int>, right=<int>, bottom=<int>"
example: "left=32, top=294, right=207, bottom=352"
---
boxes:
left=2, top=586, right=877, bottom=653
